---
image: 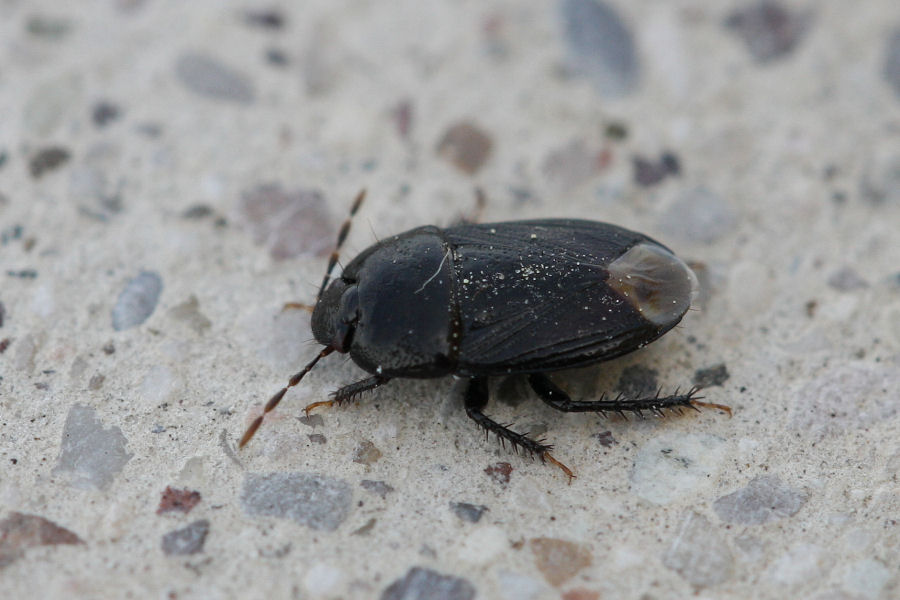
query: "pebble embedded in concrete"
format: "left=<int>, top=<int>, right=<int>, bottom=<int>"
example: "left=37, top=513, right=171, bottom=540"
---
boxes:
left=241, top=472, right=352, bottom=532
left=53, top=404, right=133, bottom=490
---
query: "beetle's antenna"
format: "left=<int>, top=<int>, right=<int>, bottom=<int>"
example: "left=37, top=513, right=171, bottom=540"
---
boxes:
left=316, top=189, right=366, bottom=302
left=239, top=346, right=335, bottom=448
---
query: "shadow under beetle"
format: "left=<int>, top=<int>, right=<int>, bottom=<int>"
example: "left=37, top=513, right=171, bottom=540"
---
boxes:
left=240, top=191, right=729, bottom=480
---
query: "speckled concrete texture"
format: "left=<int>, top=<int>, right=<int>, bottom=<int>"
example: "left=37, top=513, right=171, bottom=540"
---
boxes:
left=2, top=1, right=899, bottom=599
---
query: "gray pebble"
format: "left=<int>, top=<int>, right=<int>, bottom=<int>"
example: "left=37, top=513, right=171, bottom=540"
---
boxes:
left=174, top=53, right=256, bottom=104
left=884, top=29, right=900, bottom=99
left=560, top=0, right=639, bottom=98
left=161, top=519, right=209, bottom=556
left=241, top=472, right=352, bottom=532
left=450, top=502, right=487, bottom=524
left=827, top=267, right=869, bottom=291
left=53, top=404, right=133, bottom=490
left=112, top=271, right=163, bottom=331
left=713, top=475, right=807, bottom=525
left=725, top=1, right=811, bottom=64
left=663, top=511, right=734, bottom=588
left=658, top=188, right=738, bottom=244
left=381, top=566, right=476, bottom=600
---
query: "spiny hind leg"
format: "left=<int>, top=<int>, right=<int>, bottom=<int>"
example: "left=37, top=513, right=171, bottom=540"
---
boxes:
left=464, top=376, right=574, bottom=481
left=527, top=373, right=731, bottom=417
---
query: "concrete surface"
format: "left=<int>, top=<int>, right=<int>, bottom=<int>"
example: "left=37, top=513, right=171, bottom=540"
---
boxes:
left=1, top=1, right=899, bottom=599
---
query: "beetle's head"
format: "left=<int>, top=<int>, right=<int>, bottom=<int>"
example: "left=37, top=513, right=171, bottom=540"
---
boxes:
left=311, top=278, right=360, bottom=353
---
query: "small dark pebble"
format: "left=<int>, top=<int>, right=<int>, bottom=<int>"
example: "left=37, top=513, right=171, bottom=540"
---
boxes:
left=0, top=339, right=10, bottom=354
left=0, top=301, right=5, bottom=327
left=725, top=1, right=810, bottom=64
left=151, top=425, right=166, bottom=433
left=693, top=364, right=730, bottom=388
left=616, top=365, right=659, bottom=398
left=381, top=567, right=476, bottom=600
left=884, top=29, right=900, bottom=99
left=360, top=480, right=395, bottom=498
left=593, top=431, right=617, bottom=447
left=182, top=204, right=214, bottom=219
left=88, top=374, right=105, bottom=390
left=265, top=48, right=289, bottom=66
left=161, top=519, right=209, bottom=556
left=102, top=342, right=115, bottom=355
left=352, top=518, right=377, bottom=536
left=660, top=152, right=681, bottom=176
left=34, top=382, right=49, bottom=390
left=243, top=9, right=285, bottom=30
left=633, top=153, right=680, bottom=186
left=29, top=147, right=71, bottom=178
left=0, top=150, right=7, bottom=168
left=450, top=502, right=488, bottom=524
left=0, top=226, right=21, bottom=246
left=308, top=433, right=326, bottom=444
left=604, top=122, right=628, bottom=140
left=436, top=122, right=493, bottom=175
left=805, top=300, right=818, bottom=318
left=25, top=15, right=71, bottom=39
left=157, top=486, right=202, bottom=515
left=392, top=100, right=414, bottom=139
left=7, top=270, right=38, bottom=279
left=92, top=101, right=121, bottom=127
left=484, top=462, right=513, bottom=485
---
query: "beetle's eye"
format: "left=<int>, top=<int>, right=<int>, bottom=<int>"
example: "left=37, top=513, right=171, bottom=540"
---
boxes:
left=332, top=320, right=355, bottom=353
left=606, top=242, right=698, bottom=325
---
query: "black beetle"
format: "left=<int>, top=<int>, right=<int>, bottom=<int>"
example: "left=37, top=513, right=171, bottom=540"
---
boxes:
left=240, top=192, right=728, bottom=479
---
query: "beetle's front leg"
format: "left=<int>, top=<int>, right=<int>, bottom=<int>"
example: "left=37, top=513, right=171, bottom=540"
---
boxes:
left=528, top=373, right=731, bottom=417
left=464, top=377, right=574, bottom=482
left=304, top=375, right=390, bottom=415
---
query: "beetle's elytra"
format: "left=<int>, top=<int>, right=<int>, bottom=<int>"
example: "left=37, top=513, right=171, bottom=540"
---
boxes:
left=240, top=192, right=729, bottom=480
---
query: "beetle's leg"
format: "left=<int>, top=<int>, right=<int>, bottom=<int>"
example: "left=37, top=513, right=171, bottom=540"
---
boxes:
left=464, top=377, right=575, bottom=482
left=304, top=375, right=390, bottom=415
left=528, top=374, right=732, bottom=417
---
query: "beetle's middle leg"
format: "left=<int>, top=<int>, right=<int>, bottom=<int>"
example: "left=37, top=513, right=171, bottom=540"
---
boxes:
left=464, top=377, right=574, bottom=481
left=304, top=375, right=390, bottom=415
left=528, top=373, right=731, bottom=417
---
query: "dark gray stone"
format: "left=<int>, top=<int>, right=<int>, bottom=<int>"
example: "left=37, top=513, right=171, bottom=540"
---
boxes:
left=885, top=30, right=900, bottom=98
left=112, top=271, right=163, bottom=330
left=713, top=475, right=807, bottom=525
left=241, top=472, right=352, bottom=531
left=53, top=404, right=133, bottom=490
left=561, top=0, right=639, bottom=98
left=450, top=502, right=487, bottom=524
left=381, top=567, right=476, bottom=600
left=161, top=519, right=209, bottom=556
left=174, top=53, right=256, bottom=104
left=725, top=2, right=811, bottom=64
